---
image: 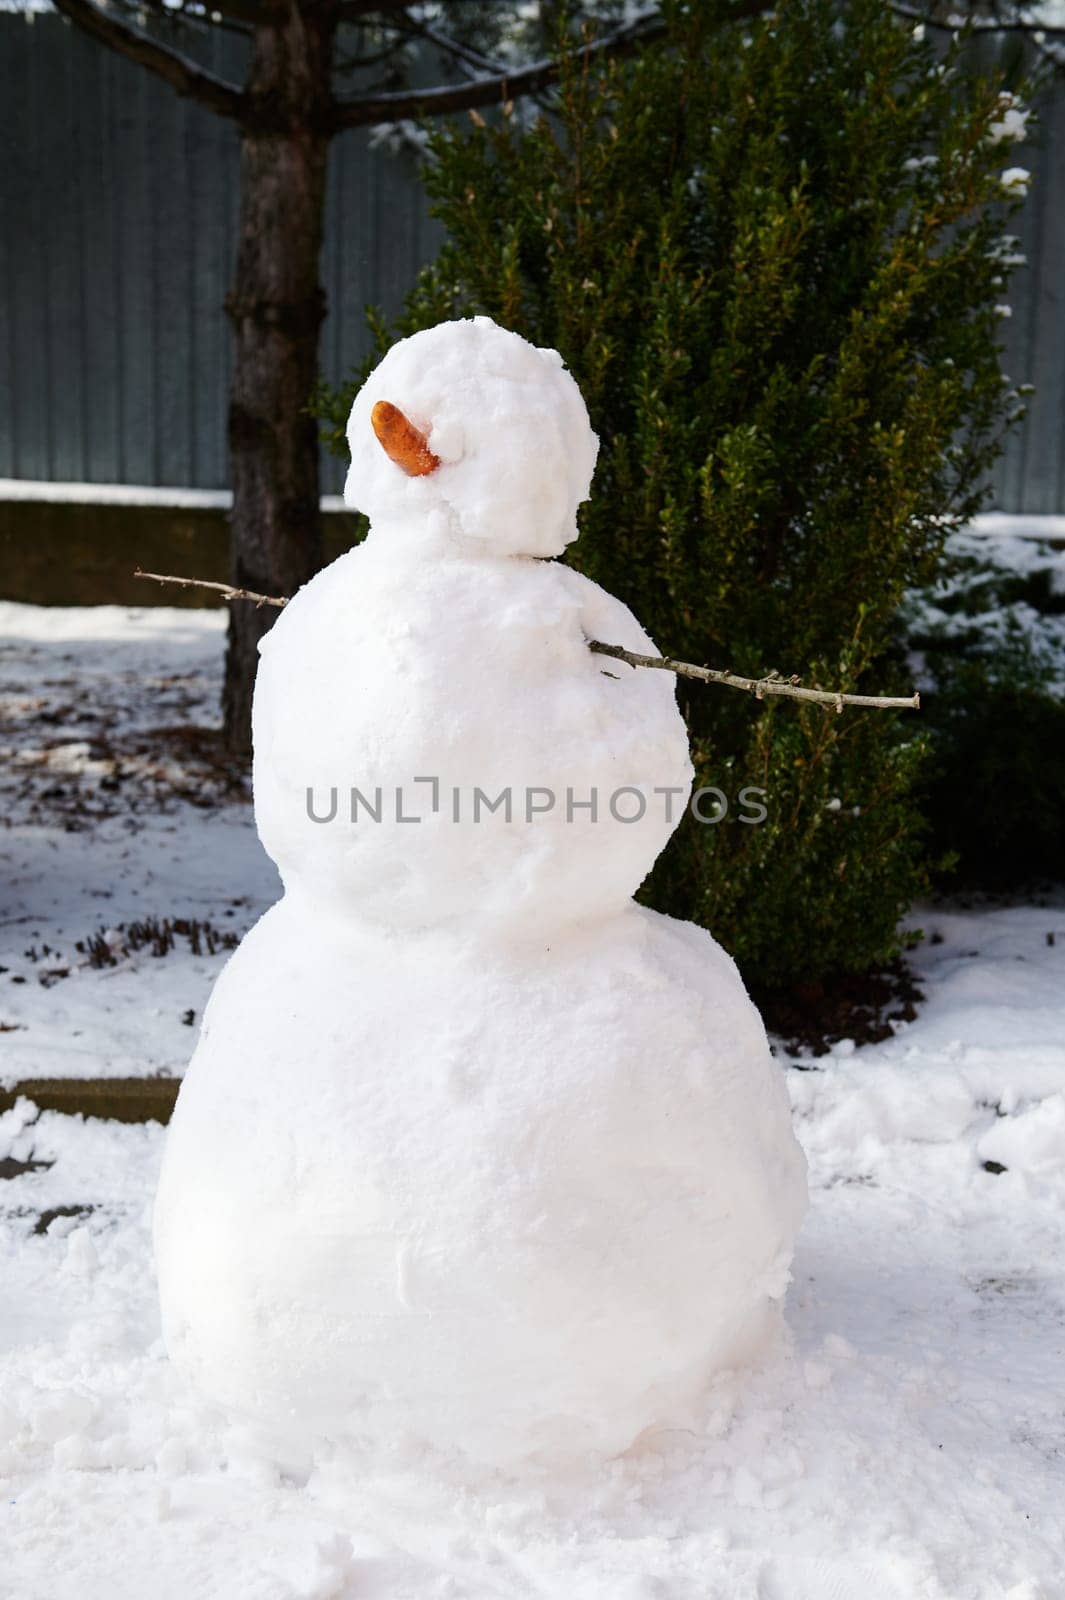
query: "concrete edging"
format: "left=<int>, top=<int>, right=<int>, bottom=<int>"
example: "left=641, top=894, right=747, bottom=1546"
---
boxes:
left=0, top=1077, right=180, bottom=1124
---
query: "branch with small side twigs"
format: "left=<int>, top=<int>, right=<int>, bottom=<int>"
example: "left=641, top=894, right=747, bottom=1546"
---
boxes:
left=51, top=0, right=246, bottom=119
left=588, top=642, right=919, bottom=713
left=134, top=569, right=288, bottom=609
left=132, top=569, right=920, bottom=712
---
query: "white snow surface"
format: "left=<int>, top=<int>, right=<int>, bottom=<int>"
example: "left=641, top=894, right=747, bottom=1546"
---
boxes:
left=157, top=320, right=805, bottom=1471
left=156, top=900, right=806, bottom=1469
left=904, top=514, right=1065, bottom=695
left=0, top=479, right=352, bottom=513
left=989, top=94, right=1030, bottom=145
left=0, top=479, right=236, bottom=509
left=0, top=602, right=279, bottom=1083
left=252, top=535, right=694, bottom=934
left=0, top=598, right=1063, bottom=1594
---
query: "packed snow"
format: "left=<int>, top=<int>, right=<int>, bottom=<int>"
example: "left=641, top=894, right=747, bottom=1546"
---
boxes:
left=251, top=542, right=697, bottom=934
left=157, top=320, right=806, bottom=1471
left=2, top=893, right=1062, bottom=1597
left=344, top=318, right=599, bottom=558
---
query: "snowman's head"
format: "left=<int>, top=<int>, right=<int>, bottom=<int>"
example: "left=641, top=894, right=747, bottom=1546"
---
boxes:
left=344, top=317, right=599, bottom=559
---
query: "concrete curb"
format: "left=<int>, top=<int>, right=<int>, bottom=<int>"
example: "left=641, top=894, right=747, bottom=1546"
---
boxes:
left=0, top=1077, right=180, bottom=1124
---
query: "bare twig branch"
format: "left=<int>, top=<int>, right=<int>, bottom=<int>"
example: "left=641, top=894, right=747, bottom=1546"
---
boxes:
left=107, top=0, right=254, bottom=40
left=588, top=642, right=920, bottom=712
left=134, top=570, right=287, bottom=608
left=334, top=34, right=410, bottom=74
left=393, top=10, right=508, bottom=82
left=132, top=570, right=917, bottom=712
left=171, top=0, right=267, bottom=24
left=52, top=0, right=246, bottom=119
left=888, top=0, right=1065, bottom=71
left=201, top=0, right=269, bottom=23
left=330, top=4, right=668, bottom=129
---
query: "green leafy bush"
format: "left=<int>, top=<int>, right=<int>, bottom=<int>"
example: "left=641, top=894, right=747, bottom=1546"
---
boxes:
left=319, top=0, right=1029, bottom=989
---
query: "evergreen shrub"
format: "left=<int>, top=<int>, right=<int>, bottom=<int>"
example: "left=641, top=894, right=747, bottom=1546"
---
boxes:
left=320, top=0, right=1029, bottom=989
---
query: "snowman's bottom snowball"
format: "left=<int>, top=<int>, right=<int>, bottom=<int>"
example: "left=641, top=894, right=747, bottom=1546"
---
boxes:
left=154, top=899, right=807, bottom=1471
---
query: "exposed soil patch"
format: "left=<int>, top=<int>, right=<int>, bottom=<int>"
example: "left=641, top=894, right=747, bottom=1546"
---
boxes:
left=757, top=958, right=923, bottom=1058
left=76, top=916, right=239, bottom=969
left=33, top=1203, right=94, bottom=1235
left=0, top=1156, right=52, bottom=1179
left=0, top=644, right=250, bottom=833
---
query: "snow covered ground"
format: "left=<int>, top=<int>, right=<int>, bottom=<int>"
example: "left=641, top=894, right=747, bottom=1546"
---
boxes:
left=0, top=478, right=348, bottom=513
left=0, top=602, right=279, bottom=1080
left=1, top=602, right=1063, bottom=1597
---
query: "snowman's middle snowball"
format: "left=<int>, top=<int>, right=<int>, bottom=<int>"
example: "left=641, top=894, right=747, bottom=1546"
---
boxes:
left=252, top=535, right=694, bottom=938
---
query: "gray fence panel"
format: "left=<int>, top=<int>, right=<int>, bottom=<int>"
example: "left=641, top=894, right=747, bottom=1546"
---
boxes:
left=1005, top=82, right=1065, bottom=515
left=6, top=21, right=51, bottom=483
left=0, top=13, right=440, bottom=494
left=81, top=43, right=119, bottom=485
left=1, top=13, right=1063, bottom=509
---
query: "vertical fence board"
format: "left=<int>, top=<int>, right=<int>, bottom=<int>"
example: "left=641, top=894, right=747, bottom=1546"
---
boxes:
left=8, top=20, right=51, bottom=480
left=156, top=84, right=191, bottom=487
left=995, top=90, right=1060, bottom=515
left=0, top=25, right=17, bottom=480
left=1029, top=88, right=1065, bottom=513
left=81, top=39, right=122, bottom=483
left=45, top=29, right=84, bottom=480
left=119, top=62, right=156, bottom=484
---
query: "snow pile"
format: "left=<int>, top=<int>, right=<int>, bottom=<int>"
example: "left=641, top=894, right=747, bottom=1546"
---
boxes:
left=2, top=904, right=1064, bottom=1597
left=156, top=904, right=805, bottom=1469
left=155, top=319, right=806, bottom=1472
left=1, top=598, right=1063, bottom=1594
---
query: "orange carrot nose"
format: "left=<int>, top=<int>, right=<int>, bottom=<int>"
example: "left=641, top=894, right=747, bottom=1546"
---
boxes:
left=370, top=400, right=441, bottom=477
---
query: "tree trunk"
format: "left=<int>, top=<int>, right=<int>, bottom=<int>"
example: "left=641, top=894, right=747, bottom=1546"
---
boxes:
left=222, top=2, right=336, bottom=756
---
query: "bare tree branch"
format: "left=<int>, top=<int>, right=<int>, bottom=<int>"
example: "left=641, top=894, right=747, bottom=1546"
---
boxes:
left=132, top=571, right=918, bottom=712
left=115, top=0, right=245, bottom=26
left=134, top=570, right=287, bottom=608
left=201, top=0, right=272, bottom=23
left=330, top=4, right=668, bottom=129
left=123, top=0, right=254, bottom=41
left=589, top=642, right=920, bottom=712
left=148, top=0, right=271, bottom=23
left=888, top=1, right=1065, bottom=71
left=52, top=0, right=247, bottom=119
left=393, top=9, right=507, bottom=82
left=334, top=33, right=410, bottom=73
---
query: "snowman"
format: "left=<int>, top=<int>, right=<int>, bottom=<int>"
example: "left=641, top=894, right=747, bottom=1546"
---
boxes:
left=154, top=317, right=807, bottom=1471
